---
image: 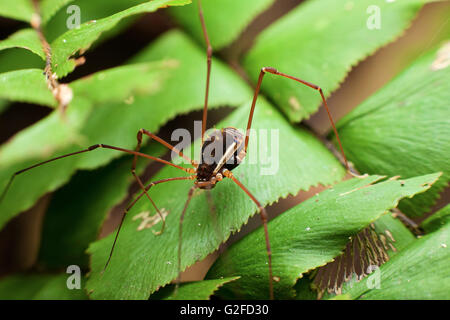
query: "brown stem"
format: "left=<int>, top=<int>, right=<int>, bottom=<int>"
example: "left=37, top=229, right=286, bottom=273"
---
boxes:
left=31, top=0, right=73, bottom=114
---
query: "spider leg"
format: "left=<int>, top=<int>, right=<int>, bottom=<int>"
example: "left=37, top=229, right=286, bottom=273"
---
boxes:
left=223, top=169, right=274, bottom=300
left=0, top=144, right=194, bottom=206
left=137, top=129, right=197, bottom=167
left=198, top=0, right=213, bottom=145
left=131, top=129, right=197, bottom=235
left=132, top=173, right=166, bottom=236
left=103, top=176, right=196, bottom=273
left=244, top=67, right=352, bottom=174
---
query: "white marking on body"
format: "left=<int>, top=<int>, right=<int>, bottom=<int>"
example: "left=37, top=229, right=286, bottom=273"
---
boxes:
left=212, top=141, right=238, bottom=175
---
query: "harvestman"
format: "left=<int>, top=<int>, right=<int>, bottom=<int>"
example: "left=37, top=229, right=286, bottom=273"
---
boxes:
left=0, top=1, right=352, bottom=300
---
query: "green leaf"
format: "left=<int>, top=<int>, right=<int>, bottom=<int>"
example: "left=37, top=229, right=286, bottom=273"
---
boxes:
left=127, top=30, right=252, bottom=124
left=70, top=60, right=178, bottom=105
left=0, top=98, right=93, bottom=230
left=0, top=273, right=87, bottom=300
left=0, top=29, right=45, bottom=60
left=0, top=69, right=56, bottom=107
left=341, top=217, right=450, bottom=299
left=0, top=61, right=174, bottom=230
left=0, top=0, right=34, bottom=23
left=0, top=32, right=250, bottom=231
left=207, top=173, right=440, bottom=299
left=169, top=0, right=275, bottom=49
left=0, top=49, right=44, bottom=73
left=243, top=0, right=432, bottom=122
left=51, top=0, right=192, bottom=77
left=86, top=98, right=346, bottom=300
left=151, top=277, right=240, bottom=300
left=335, top=43, right=450, bottom=216
left=421, top=204, right=450, bottom=234
left=43, top=0, right=149, bottom=42
left=37, top=143, right=165, bottom=269
left=0, top=60, right=171, bottom=165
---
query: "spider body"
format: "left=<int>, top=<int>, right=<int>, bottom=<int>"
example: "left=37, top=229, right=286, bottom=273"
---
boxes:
left=196, top=127, right=246, bottom=187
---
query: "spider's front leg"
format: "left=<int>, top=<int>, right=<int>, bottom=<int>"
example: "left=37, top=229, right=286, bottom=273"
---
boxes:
left=222, top=169, right=274, bottom=300
left=198, top=0, right=213, bottom=145
left=130, top=129, right=198, bottom=235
